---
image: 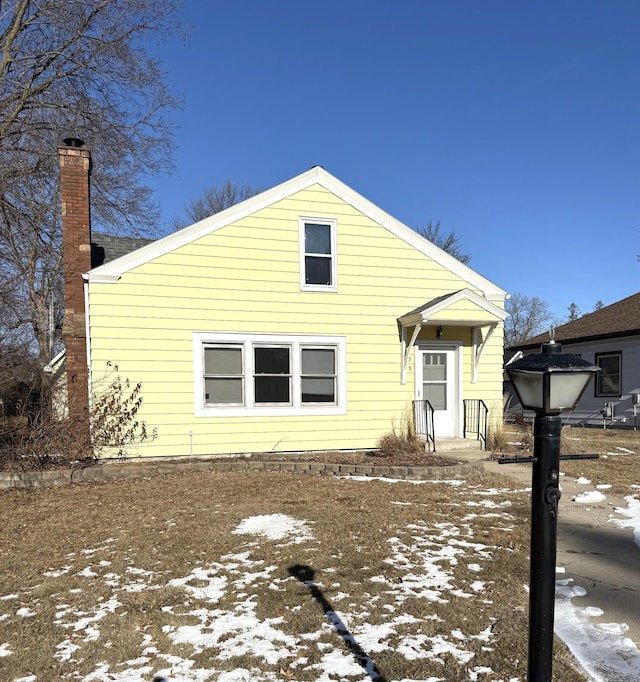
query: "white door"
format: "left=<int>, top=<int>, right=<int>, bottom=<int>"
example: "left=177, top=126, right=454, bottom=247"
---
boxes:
left=416, top=348, right=457, bottom=437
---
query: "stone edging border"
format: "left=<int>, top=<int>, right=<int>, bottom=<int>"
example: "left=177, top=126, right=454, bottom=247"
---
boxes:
left=0, top=457, right=484, bottom=490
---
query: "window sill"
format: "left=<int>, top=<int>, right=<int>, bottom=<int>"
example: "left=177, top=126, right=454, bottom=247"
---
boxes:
left=195, top=405, right=346, bottom=418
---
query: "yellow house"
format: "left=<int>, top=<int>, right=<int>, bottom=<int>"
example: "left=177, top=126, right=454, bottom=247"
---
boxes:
left=63, top=149, right=507, bottom=458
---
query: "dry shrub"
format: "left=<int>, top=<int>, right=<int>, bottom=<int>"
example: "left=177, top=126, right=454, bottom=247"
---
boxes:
left=1, top=362, right=155, bottom=469
left=90, top=362, right=157, bottom=459
left=375, top=412, right=425, bottom=459
left=487, top=421, right=511, bottom=452
left=488, top=420, right=534, bottom=454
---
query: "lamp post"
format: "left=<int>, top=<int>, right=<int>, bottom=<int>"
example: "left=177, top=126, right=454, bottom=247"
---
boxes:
left=506, top=341, right=598, bottom=682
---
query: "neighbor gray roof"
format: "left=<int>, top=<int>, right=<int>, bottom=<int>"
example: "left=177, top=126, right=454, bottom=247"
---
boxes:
left=91, top=232, right=156, bottom=268
left=511, top=292, right=640, bottom=350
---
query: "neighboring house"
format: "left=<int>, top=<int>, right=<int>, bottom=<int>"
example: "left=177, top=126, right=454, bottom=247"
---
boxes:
left=59, top=140, right=508, bottom=458
left=509, top=292, right=640, bottom=426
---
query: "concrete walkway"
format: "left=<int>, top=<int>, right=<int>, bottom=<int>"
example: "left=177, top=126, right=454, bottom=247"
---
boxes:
left=483, top=456, right=640, bottom=648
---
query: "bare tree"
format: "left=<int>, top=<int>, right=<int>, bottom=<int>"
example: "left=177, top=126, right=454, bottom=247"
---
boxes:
left=172, top=179, right=262, bottom=229
left=0, top=0, right=181, bottom=366
left=505, top=293, right=553, bottom=346
left=593, top=300, right=604, bottom=312
left=415, top=221, right=471, bottom=264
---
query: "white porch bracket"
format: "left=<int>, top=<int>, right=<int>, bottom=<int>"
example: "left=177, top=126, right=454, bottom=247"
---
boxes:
left=401, top=323, right=422, bottom=384
left=472, top=322, right=497, bottom=383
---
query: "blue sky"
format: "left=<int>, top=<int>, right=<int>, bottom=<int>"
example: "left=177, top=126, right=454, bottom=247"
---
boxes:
left=148, top=0, right=639, bottom=322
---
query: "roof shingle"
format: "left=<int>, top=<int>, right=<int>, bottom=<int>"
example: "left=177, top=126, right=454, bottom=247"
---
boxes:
left=511, top=292, right=640, bottom=349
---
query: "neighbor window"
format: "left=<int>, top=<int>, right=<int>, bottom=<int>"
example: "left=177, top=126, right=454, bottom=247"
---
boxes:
left=194, top=333, right=346, bottom=416
left=300, top=218, right=337, bottom=290
left=595, top=352, right=621, bottom=397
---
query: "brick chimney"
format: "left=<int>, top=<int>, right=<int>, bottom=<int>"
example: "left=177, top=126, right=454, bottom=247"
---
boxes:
left=58, top=138, right=92, bottom=429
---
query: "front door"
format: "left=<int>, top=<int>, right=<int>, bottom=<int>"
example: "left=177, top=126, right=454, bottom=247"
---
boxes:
left=416, top=348, right=458, bottom=437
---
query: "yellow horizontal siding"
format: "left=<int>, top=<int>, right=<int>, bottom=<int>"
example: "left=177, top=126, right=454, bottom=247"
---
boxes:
left=89, top=184, right=504, bottom=457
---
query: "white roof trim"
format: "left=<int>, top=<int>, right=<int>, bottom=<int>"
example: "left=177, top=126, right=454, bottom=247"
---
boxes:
left=43, top=349, right=66, bottom=373
left=398, top=288, right=508, bottom=327
left=87, top=166, right=507, bottom=298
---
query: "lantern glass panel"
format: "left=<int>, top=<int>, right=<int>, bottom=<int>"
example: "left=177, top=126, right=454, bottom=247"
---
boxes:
left=512, top=372, right=545, bottom=410
left=548, top=372, right=594, bottom=411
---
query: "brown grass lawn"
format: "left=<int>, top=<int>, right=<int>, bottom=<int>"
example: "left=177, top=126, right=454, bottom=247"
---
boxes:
left=0, top=467, right=588, bottom=682
left=496, top=423, right=640, bottom=497
left=1, top=427, right=638, bottom=681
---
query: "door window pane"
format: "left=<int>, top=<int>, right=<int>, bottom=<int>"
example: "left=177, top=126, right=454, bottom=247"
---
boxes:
left=423, top=352, right=447, bottom=410
left=424, top=383, right=446, bottom=410
left=423, top=353, right=447, bottom=381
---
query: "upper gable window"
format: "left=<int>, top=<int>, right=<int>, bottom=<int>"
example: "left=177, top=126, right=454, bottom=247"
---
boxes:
left=300, top=218, right=337, bottom=291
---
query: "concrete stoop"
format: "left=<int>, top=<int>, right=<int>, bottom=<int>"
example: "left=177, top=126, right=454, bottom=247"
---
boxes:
left=433, top=437, right=485, bottom=454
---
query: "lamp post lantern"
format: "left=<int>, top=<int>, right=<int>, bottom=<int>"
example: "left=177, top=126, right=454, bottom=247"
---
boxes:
left=506, top=340, right=598, bottom=682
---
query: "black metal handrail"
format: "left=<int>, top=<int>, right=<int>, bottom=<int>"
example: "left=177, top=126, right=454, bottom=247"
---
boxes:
left=413, top=400, right=435, bottom=453
left=464, top=399, right=488, bottom=450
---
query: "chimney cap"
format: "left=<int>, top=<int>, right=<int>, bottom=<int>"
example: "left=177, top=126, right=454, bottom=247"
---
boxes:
left=62, top=137, right=85, bottom=148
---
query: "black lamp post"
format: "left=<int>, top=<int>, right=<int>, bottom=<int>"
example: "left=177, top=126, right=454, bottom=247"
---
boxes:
left=506, top=341, right=598, bottom=682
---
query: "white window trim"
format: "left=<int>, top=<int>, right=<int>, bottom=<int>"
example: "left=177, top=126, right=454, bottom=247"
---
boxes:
left=299, top=217, right=337, bottom=292
left=193, top=332, right=347, bottom=417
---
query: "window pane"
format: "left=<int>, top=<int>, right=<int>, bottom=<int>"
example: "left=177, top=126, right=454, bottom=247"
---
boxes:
left=424, top=383, right=446, bottom=410
left=599, top=374, right=620, bottom=395
left=305, top=256, right=331, bottom=285
left=302, top=377, right=335, bottom=403
left=255, top=376, right=290, bottom=403
left=254, top=347, right=290, bottom=374
left=597, top=354, right=620, bottom=395
left=423, top=353, right=447, bottom=382
left=305, top=223, right=331, bottom=254
left=204, top=347, right=242, bottom=375
left=205, top=377, right=243, bottom=404
left=302, top=348, right=335, bottom=374
left=599, top=356, right=619, bottom=374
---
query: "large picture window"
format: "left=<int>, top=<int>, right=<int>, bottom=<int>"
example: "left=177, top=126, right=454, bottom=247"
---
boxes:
left=300, top=218, right=337, bottom=291
left=194, top=333, right=346, bottom=416
left=595, top=352, right=621, bottom=397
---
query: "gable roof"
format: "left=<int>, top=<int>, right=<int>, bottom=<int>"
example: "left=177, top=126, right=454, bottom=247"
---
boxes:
left=512, top=291, right=640, bottom=350
left=399, top=288, right=508, bottom=327
left=86, top=166, right=506, bottom=300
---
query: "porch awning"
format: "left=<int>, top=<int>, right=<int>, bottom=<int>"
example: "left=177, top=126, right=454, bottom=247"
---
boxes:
left=398, top=288, right=508, bottom=384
